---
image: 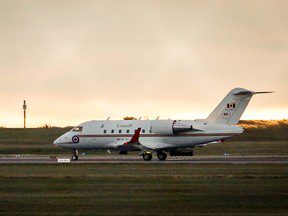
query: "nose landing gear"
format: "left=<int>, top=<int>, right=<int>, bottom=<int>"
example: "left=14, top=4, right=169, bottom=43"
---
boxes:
left=71, top=150, right=79, bottom=161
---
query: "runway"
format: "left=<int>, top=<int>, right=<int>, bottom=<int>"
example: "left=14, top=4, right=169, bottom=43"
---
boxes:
left=0, top=155, right=287, bottom=164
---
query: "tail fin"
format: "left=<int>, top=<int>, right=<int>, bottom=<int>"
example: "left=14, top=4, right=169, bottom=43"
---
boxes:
left=206, top=88, right=272, bottom=125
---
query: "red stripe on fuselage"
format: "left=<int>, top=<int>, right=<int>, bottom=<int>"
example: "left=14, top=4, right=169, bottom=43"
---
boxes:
left=78, top=133, right=240, bottom=138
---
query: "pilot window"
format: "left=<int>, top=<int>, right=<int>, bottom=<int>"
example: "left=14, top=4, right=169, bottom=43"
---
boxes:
left=119, top=130, right=122, bottom=133
left=126, top=129, right=130, bottom=133
left=142, top=129, right=145, bottom=133
left=72, top=126, right=83, bottom=132
left=104, top=130, right=107, bottom=134
left=111, top=130, right=114, bottom=134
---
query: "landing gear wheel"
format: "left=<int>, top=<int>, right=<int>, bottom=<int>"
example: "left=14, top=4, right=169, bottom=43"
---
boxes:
left=142, top=153, right=152, bottom=161
left=157, top=152, right=167, bottom=161
left=71, top=155, right=78, bottom=161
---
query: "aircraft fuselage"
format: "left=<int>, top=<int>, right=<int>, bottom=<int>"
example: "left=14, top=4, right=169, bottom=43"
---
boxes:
left=53, top=119, right=243, bottom=151
left=53, top=87, right=270, bottom=161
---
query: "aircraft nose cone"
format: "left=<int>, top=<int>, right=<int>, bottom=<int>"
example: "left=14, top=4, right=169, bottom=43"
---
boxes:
left=53, top=138, right=60, bottom=145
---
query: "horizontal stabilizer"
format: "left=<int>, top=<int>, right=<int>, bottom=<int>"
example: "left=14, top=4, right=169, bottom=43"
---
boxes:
left=253, top=91, right=274, bottom=95
left=234, top=90, right=273, bottom=96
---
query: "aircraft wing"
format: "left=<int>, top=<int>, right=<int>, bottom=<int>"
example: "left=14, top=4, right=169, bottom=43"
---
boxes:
left=112, top=128, right=149, bottom=151
left=196, top=139, right=225, bottom=147
left=126, top=127, right=141, bottom=144
left=111, top=128, right=174, bottom=151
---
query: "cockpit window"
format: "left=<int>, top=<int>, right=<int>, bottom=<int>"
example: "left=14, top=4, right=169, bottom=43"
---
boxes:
left=71, top=126, right=83, bottom=132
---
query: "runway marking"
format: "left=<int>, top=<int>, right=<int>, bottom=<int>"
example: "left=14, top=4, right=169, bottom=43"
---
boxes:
left=0, top=156, right=287, bottom=164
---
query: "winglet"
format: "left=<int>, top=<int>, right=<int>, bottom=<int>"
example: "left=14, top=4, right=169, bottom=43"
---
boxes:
left=125, top=128, right=141, bottom=144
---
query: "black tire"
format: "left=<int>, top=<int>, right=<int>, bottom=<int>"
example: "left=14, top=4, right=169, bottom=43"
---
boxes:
left=142, top=153, right=152, bottom=161
left=119, top=150, right=128, bottom=155
left=71, top=155, right=78, bottom=161
left=157, top=152, right=167, bottom=161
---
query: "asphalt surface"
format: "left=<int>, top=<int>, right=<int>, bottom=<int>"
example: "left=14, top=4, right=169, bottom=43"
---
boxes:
left=0, top=155, right=287, bottom=164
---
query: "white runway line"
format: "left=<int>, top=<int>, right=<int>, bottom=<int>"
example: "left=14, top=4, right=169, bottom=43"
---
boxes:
left=0, top=155, right=287, bottom=164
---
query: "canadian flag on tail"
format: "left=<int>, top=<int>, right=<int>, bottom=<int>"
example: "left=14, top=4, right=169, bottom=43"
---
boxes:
left=227, top=102, right=236, bottom=109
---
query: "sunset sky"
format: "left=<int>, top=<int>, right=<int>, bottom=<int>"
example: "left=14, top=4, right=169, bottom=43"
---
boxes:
left=0, top=0, right=287, bottom=128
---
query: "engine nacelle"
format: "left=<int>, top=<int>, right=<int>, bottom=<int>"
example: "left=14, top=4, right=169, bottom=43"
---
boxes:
left=173, top=121, right=194, bottom=133
left=151, top=120, right=175, bottom=135
left=151, top=120, right=193, bottom=135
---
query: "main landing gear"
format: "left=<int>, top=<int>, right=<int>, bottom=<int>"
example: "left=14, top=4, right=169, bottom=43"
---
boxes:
left=141, top=151, right=167, bottom=161
left=71, top=150, right=78, bottom=161
left=157, top=151, right=167, bottom=161
left=142, top=151, right=152, bottom=161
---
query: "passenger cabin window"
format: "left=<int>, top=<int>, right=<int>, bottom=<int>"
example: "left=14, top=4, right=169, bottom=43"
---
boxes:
left=126, top=129, right=130, bottom=133
left=72, top=126, right=83, bottom=132
left=104, top=130, right=107, bottom=134
left=119, top=130, right=122, bottom=133
left=111, top=130, right=114, bottom=134
left=142, top=129, right=145, bottom=133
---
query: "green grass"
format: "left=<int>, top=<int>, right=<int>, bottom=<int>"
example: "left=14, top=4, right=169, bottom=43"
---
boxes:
left=1, top=123, right=287, bottom=215
left=0, top=126, right=288, bottom=156
left=0, top=128, right=70, bottom=155
left=237, top=119, right=288, bottom=141
left=194, top=141, right=288, bottom=156
left=0, top=163, right=287, bottom=215
left=1, top=141, right=288, bottom=156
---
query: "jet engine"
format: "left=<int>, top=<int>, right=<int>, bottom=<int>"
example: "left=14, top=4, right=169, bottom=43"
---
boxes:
left=151, top=120, right=193, bottom=135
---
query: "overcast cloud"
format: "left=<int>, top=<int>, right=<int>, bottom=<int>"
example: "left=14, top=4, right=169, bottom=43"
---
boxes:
left=0, top=0, right=287, bottom=127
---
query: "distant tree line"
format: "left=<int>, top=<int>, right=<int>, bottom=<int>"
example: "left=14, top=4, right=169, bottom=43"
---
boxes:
left=123, top=116, right=137, bottom=120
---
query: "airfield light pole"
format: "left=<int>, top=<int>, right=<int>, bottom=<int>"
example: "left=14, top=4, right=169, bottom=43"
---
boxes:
left=23, top=100, right=27, bottom=128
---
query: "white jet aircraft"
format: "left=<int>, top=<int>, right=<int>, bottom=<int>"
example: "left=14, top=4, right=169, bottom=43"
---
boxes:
left=53, top=88, right=272, bottom=161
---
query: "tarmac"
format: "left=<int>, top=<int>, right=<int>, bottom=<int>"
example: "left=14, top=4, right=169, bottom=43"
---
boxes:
left=0, top=155, right=287, bottom=164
